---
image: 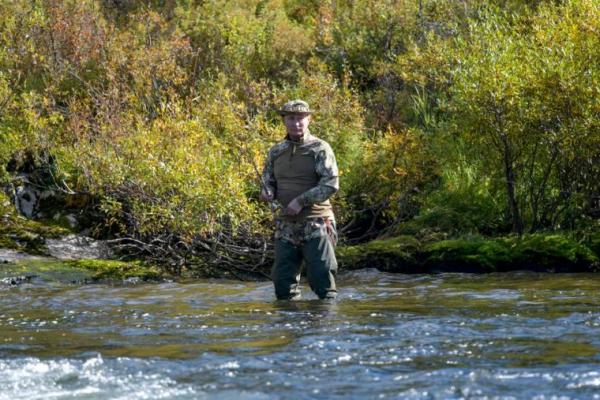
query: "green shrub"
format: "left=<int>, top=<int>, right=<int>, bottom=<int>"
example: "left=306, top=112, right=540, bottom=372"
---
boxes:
left=1, top=0, right=598, bottom=264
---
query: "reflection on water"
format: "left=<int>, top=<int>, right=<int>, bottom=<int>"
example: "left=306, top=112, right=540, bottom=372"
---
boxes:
left=2, top=265, right=600, bottom=399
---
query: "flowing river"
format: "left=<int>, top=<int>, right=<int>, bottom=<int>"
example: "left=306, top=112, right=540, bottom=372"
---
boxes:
left=2, top=259, right=600, bottom=399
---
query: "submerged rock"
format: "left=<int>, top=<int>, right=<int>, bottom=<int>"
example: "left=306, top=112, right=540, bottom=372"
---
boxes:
left=1, top=275, right=38, bottom=286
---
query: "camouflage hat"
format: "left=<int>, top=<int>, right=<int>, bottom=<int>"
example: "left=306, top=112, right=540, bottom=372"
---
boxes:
left=277, top=99, right=313, bottom=116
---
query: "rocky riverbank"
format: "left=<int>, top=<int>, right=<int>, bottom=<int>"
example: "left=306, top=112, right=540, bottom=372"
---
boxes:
left=0, top=204, right=165, bottom=283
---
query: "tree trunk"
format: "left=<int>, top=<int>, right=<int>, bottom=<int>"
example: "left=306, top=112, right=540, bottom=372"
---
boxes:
left=501, top=133, right=523, bottom=235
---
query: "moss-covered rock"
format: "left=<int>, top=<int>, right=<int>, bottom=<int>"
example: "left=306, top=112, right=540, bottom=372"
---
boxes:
left=337, top=235, right=421, bottom=272
left=337, top=233, right=599, bottom=273
left=421, top=237, right=515, bottom=272
left=2, top=255, right=165, bottom=283
left=502, top=234, right=598, bottom=272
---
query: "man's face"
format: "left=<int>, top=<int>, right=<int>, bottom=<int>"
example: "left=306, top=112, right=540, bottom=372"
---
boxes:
left=283, top=113, right=311, bottom=141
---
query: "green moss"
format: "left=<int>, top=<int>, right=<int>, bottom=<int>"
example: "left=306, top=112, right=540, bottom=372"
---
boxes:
left=0, top=235, right=17, bottom=249
left=0, top=219, right=71, bottom=254
left=338, top=233, right=599, bottom=273
left=0, top=193, right=72, bottom=254
left=6, top=258, right=95, bottom=283
left=337, top=235, right=421, bottom=272
left=3, top=256, right=166, bottom=283
left=422, top=237, right=515, bottom=272
left=503, top=234, right=598, bottom=270
left=65, top=259, right=165, bottom=281
left=582, top=232, right=600, bottom=259
left=65, top=259, right=166, bottom=280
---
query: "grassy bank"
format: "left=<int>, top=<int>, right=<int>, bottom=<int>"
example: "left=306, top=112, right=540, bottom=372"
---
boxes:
left=337, top=233, right=600, bottom=273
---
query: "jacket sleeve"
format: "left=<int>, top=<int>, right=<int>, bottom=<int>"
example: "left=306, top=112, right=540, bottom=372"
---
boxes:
left=261, top=147, right=277, bottom=196
left=297, top=143, right=339, bottom=206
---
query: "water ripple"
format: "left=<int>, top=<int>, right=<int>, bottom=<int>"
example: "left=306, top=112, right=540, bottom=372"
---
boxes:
left=2, top=271, right=600, bottom=398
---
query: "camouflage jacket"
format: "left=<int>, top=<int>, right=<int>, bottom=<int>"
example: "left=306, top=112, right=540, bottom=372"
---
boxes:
left=261, top=131, right=339, bottom=208
left=262, top=131, right=339, bottom=244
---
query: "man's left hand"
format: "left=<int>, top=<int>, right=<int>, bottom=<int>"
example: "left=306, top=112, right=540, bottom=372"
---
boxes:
left=284, top=198, right=302, bottom=215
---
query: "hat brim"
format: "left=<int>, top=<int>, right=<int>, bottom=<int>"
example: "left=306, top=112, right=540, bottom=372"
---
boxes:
left=277, top=110, right=313, bottom=116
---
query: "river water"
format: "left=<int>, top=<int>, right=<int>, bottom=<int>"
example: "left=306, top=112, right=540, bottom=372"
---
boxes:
left=2, top=261, right=600, bottom=399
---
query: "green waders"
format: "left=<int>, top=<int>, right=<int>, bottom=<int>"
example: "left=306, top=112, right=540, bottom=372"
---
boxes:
left=272, top=232, right=338, bottom=300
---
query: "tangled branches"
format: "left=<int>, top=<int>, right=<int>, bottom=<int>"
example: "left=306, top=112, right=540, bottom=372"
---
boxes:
left=107, top=226, right=273, bottom=280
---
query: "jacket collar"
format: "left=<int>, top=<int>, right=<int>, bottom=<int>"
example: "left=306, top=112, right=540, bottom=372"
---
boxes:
left=285, top=130, right=315, bottom=144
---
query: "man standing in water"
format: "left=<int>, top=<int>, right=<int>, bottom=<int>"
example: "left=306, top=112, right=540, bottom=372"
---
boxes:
left=261, top=99, right=339, bottom=300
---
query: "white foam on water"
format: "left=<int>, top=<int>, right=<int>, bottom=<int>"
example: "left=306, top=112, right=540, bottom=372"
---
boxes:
left=217, top=361, right=240, bottom=369
left=567, top=371, right=600, bottom=389
left=0, top=355, right=198, bottom=400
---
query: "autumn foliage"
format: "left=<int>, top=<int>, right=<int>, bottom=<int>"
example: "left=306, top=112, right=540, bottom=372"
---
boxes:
left=1, top=0, right=598, bottom=257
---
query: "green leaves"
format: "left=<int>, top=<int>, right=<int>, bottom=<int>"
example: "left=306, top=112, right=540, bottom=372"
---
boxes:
left=0, top=0, right=597, bottom=244
left=396, top=0, right=600, bottom=234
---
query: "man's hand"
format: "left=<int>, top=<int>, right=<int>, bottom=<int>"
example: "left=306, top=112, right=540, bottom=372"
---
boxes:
left=260, top=188, right=274, bottom=202
left=284, top=198, right=302, bottom=215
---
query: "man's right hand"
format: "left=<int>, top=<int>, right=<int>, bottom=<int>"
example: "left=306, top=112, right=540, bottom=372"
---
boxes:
left=260, top=188, right=274, bottom=202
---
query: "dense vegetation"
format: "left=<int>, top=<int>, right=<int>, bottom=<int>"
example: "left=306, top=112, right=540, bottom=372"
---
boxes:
left=1, top=0, right=598, bottom=274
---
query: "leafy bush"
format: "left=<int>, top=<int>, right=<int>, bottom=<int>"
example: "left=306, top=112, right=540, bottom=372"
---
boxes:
left=0, top=0, right=598, bottom=265
left=397, top=0, right=600, bottom=234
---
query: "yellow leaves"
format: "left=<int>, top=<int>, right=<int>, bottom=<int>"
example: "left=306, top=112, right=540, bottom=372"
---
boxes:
left=393, top=167, right=408, bottom=177
left=81, top=111, right=266, bottom=235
